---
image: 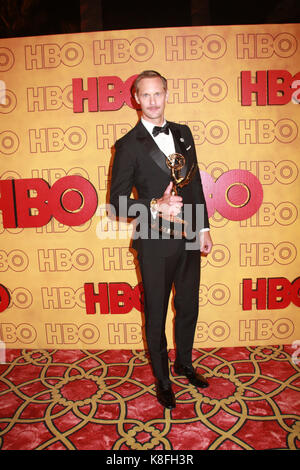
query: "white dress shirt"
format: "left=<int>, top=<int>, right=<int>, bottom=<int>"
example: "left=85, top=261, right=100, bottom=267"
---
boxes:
left=141, top=118, right=175, bottom=157
left=141, top=118, right=209, bottom=232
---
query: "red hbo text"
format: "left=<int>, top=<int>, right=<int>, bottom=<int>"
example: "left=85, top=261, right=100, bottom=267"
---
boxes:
left=0, top=175, right=98, bottom=228
left=241, top=70, right=300, bottom=105
left=84, top=282, right=144, bottom=315
left=0, top=284, right=10, bottom=313
left=242, top=277, right=300, bottom=310
left=201, top=169, right=263, bottom=221
left=72, top=75, right=138, bottom=112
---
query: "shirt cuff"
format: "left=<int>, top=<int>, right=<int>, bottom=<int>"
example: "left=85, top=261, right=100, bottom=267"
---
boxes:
left=150, top=198, right=159, bottom=219
left=150, top=207, right=158, bottom=219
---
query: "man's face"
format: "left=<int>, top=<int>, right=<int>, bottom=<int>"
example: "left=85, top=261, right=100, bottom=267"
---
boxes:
left=135, top=76, right=168, bottom=125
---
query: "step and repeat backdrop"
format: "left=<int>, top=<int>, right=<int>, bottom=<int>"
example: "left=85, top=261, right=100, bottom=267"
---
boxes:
left=0, top=23, right=299, bottom=350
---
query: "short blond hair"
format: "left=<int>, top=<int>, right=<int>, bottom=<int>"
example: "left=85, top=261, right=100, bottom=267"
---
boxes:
left=134, top=70, right=167, bottom=95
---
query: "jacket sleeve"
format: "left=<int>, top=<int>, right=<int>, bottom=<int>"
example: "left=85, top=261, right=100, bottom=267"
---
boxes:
left=109, top=138, right=152, bottom=219
left=184, top=125, right=210, bottom=230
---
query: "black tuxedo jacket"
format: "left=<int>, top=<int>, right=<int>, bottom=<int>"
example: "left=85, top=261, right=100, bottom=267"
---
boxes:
left=109, top=120, right=209, bottom=257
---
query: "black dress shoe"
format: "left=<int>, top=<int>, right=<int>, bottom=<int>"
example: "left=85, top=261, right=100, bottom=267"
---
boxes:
left=174, top=363, right=209, bottom=388
left=156, top=382, right=176, bottom=409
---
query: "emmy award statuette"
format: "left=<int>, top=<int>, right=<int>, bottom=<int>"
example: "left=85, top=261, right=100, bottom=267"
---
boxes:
left=151, top=153, right=197, bottom=238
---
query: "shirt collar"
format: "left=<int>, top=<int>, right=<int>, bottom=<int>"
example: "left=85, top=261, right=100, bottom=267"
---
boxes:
left=141, top=117, right=167, bottom=135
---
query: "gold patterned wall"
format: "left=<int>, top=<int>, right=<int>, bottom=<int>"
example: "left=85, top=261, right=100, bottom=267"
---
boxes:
left=0, top=23, right=299, bottom=349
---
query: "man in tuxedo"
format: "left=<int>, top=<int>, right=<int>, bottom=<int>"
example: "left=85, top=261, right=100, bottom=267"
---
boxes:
left=110, top=70, right=213, bottom=409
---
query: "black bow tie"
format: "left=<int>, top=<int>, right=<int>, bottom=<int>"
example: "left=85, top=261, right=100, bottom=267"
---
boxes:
left=152, top=123, right=170, bottom=137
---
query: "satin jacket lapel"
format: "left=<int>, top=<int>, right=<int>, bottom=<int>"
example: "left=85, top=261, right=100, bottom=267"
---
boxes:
left=170, top=125, right=186, bottom=155
left=136, top=121, right=170, bottom=176
left=168, top=122, right=189, bottom=178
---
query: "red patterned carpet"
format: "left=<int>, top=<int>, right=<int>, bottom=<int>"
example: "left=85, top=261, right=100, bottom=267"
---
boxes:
left=0, top=345, right=299, bottom=451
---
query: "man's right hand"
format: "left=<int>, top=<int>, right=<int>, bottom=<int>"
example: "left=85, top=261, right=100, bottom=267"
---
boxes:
left=157, top=182, right=183, bottom=217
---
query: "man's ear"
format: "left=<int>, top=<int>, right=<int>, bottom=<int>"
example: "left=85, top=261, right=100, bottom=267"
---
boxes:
left=134, top=92, right=140, bottom=105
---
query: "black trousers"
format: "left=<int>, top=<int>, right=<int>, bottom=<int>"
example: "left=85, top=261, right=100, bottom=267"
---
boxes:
left=138, top=243, right=200, bottom=387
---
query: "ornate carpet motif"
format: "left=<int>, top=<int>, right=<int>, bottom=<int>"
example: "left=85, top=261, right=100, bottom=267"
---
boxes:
left=0, top=345, right=299, bottom=450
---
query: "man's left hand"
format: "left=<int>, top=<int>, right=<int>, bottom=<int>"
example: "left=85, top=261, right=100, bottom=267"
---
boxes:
left=200, top=231, right=213, bottom=255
